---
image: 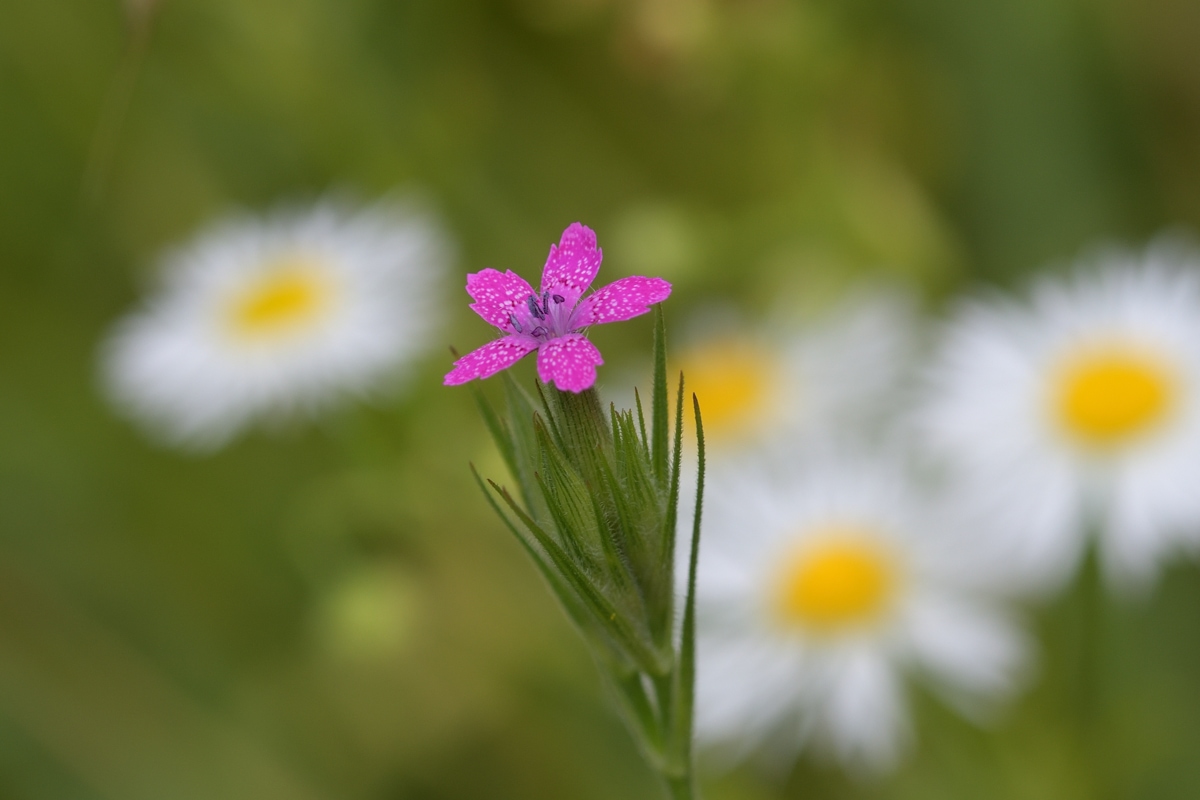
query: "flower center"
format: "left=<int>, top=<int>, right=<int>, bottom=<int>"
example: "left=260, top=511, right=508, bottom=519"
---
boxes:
left=228, top=259, right=333, bottom=338
left=1055, top=348, right=1176, bottom=448
left=774, top=532, right=896, bottom=632
left=676, top=340, right=775, bottom=440
left=510, top=291, right=571, bottom=341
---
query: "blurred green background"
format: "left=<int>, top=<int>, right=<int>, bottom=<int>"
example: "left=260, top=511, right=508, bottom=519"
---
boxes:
left=5, top=0, right=1200, bottom=798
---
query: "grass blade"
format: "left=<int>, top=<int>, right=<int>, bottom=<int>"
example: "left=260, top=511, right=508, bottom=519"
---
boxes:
left=489, top=479, right=668, bottom=675
left=471, top=464, right=629, bottom=669
left=670, top=393, right=705, bottom=776
left=634, top=387, right=649, bottom=454
left=471, top=387, right=515, bottom=479
left=651, top=304, right=669, bottom=489
left=662, top=371, right=685, bottom=576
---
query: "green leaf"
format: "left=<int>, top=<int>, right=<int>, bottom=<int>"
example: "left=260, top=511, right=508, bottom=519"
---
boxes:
left=501, top=372, right=552, bottom=527
left=591, top=441, right=652, bottom=604
left=648, top=371, right=686, bottom=652
left=489, top=479, right=669, bottom=675
left=615, top=404, right=651, bottom=468
left=532, top=416, right=605, bottom=566
left=533, top=410, right=642, bottom=607
left=634, top=387, right=649, bottom=454
left=471, top=386, right=515, bottom=482
left=658, top=371, right=686, bottom=621
left=651, top=304, right=669, bottom=490
left=608, top=671, right=667, bottom=767
left=610, top=405, right=674, bottom=647
left=668, top=393, right=705, bottom=776
left=533, top=379, right=566, bottom=451
left=545, top=386, right=613, bottom=479
left=471, top=464, right=632, bottom=671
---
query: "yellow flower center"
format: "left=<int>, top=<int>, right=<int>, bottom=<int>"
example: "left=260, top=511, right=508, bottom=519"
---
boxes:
left=774, top=532, right=896, bottom=632
left=1055, top=348, right=1176, bottom=448
left=227, top=259, right=333, bottom=338
left=676, top=340, right=776, bottom=440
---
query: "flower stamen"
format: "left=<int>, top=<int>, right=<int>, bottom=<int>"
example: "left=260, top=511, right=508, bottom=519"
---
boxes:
left=528, top=294, right=545, bottom=320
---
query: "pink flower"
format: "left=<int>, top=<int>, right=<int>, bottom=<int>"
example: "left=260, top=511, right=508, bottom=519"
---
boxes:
left=445, top=223, right=672, bottom=393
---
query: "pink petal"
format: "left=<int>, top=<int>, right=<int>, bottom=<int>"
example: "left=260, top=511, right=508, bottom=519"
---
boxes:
left=466, top=268, right=535, bottom=330
left=536, top=333, right=604, bottom=393
left=574, top=276, right=672, bottom=326
left=444, top=336, right=537, bottom=385
left=540, top=222, right=603, bottom=307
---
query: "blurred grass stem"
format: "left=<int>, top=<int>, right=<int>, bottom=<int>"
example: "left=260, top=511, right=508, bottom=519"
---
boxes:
left=81, top=1, right=162, bottom=208
left=1074, top=538, right=1113, bottom=799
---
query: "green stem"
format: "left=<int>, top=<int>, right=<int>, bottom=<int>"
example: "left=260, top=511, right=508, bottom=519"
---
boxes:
left=613, top=672, right=664, bottom=756
left=82, top=2, right=159, bottom=208
left=1075, top=540, right=1110, bottom=799
left=1074, top=543, right=1102, bottom=726
left=662, top=774, right=695, bottom=800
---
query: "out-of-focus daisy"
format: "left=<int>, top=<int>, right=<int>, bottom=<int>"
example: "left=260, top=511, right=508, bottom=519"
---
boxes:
left=676, top=292, right=916, bottom=450
left=695, top=450, right=1027, bottom=772
left=103, top=197, right=449, bottom=449
left=917, top=243, right=1200, bottom=590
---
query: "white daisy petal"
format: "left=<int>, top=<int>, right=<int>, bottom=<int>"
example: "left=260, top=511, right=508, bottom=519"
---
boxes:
left=820, top=648, right=908, bottom=771
left=903, top=591, right=1029, bottom=716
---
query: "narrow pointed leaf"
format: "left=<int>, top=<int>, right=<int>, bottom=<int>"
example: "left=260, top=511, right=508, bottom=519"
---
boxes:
left=634, top=387, right=649, bottom=454
left=584, top=453, right=650, bottom=617
left=609, top=409, right=673, bottom=647
left=592, top=447, right=652, bottom=596
left=669, top=393, right=705, bottom=775
left=472, top=387, right=515, bottom=481
left=490, top=479, right=668, bottom=675
left=660, top=371, right=686, bottom=582
left=533, top=379, right=566, bottom=451
left=501, top=372, right=552, bottom=526
left=546, top=386, right=612, bottom=480
left=471, top=465, right=631, bottom=670
left=610, top=672, right=667, bottom=767
left=532, top=419, right=604, bottom=564
left=651, top=304, right=669, bottom=489
left=534, top=416, right=635, bottom=591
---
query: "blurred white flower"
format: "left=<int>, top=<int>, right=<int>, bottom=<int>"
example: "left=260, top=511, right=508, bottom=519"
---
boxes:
left=695, top=450, right=1028, bottom=773
left=917, top=242, right=1200, bottom=591
left=676, top=292, right=917, bottom=451
left=102, top=196, right=450, bottom=450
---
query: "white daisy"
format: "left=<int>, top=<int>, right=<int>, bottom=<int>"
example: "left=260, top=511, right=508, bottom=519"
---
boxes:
left=675, top=291, right=917, bottom=451
left=917, top=240, right=1200, bottom=590
left=102, top=196, right=450, bottom=450
left=695, top=449, right=1028, bottom=773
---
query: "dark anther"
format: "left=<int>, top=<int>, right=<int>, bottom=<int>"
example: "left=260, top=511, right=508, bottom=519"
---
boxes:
left=530, top=326, right=547, bottom=338
left=552, top=294, right=565, bottom=304
left=527, top=295, right=545, bottom=320
left=508, top=313, right=522, bottom=333
left=542, top=292, right=552, bottom=315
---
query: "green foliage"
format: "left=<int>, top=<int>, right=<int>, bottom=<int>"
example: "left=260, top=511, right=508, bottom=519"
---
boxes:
left=473, top=305, right=705, bottom=798
left=6, top=0, right=1200, bottom=797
